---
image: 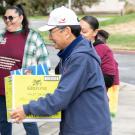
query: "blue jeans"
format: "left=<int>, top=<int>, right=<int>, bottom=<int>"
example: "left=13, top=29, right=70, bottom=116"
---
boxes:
left=0, top=96, right=39, bottom=135
left=0, top=96, right=12, bottom=135
left=23, top=122, right=39, bottom=135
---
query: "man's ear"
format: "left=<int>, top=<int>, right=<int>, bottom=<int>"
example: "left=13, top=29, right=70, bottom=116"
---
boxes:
left=64, top=27, right=71, bottom=39
left=65, top=26, right=72, bottom=33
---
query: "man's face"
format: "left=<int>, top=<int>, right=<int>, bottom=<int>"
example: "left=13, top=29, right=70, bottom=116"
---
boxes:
left=49, top=27, right=68, bottom=50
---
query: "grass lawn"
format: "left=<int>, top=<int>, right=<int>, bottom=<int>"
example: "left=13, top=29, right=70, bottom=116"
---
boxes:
left=108, top=34, right=135, bottom=50
left=34, top=13, right=135, bottom=50
left=40, top=33, right=135, bottom=50
left=100, top=13, right=135, bottom=27
left=41, top=32, right=135, bottom=50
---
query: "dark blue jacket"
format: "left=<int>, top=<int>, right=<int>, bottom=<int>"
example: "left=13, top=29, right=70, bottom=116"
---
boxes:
left=24, top=35, right=111, bottom=135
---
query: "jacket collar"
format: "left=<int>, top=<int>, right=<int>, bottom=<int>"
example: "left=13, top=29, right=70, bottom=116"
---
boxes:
left=93, top=39, right=104, bottom=46
left=58, top=35, right=83, bottom=60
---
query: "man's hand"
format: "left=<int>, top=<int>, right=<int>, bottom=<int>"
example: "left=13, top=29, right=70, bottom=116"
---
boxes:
left=10, top=106, right=26, bottom=123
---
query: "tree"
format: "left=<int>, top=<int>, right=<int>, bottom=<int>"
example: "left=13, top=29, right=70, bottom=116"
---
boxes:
left=4, top=0, right=18, bottom=5
left=72, top=0, right=100, bottom=14
left=15, top=0, right=51, bottom=15
left=1, top=0, right=100, bottom=15
left=48, top=0, right=100, bottom=14
left=51, top=0, right=67, bottom=9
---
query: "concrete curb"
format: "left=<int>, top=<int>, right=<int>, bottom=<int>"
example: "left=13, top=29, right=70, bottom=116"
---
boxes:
left=113, top=49, right=135, bottom=54
left=120, top=82, right=135, bottom=89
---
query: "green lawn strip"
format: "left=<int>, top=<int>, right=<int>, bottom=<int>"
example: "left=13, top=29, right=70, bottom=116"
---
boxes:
left=108, top=34, right=135, bottom=50
left=30, top=13, right=135, bottom=51
left=100, top=13, right=135, bottom=27
left=40, top=32, right=135, bottom=50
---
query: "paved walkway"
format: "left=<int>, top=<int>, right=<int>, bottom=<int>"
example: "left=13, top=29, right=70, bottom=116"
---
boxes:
left=12, top=82, right=135, bottom=135
left=112, top=82, right=135, bottom=135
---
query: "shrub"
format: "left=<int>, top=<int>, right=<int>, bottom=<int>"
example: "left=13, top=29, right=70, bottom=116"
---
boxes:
left=0, top=5, right=5, bottom=15
left=124, top=2, right=135, bottom=14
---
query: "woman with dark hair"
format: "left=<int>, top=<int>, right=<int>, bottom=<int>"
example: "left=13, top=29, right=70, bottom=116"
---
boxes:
left=95, top=29, right=109, bottom=43
left=80, top=16, right=119, bottom=90
left=80, top=16, right=120, bottom=117
left=0, top=4, right=50, bottom=135
left=96, top=29, right=120, bottom=117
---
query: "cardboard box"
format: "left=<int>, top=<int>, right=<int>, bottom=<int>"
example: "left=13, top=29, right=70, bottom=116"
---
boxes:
left=5, top=75, right=61, bottom=122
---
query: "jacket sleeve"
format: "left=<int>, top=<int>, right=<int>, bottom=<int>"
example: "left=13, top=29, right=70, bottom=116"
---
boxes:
left=23, top=53, right=96, bottom=116
left=35, top=33, right=51, bottom=70
left=22, top=30, right=51, bottom=69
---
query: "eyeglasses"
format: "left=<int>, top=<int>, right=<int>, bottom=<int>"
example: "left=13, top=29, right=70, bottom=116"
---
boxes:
left=49, top=27, right=65, bottom=36
left=49, top=28, right=61, bottom=35
left=2, top=16, right=18, bottom=22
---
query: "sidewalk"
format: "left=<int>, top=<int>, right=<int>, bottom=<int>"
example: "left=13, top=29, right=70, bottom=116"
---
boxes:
left=112, top=82, right=135, bottom=135
left=12, top=82, right=135, bottom=135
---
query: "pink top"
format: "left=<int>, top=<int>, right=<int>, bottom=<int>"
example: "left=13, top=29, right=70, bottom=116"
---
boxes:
left=94, top=42, right=119, bottom=85
left=0, top=31, right=27, bottom=95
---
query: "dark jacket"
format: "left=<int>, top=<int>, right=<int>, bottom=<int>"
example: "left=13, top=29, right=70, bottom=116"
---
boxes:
left=24, top=35, right=111, bottom=135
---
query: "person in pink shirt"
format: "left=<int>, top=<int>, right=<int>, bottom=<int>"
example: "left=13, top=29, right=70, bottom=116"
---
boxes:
left=80, top=16, right=119, bottom=90
left=80, top=16, right=119, bottom=116
left=95, top=29, right=119, bottom=86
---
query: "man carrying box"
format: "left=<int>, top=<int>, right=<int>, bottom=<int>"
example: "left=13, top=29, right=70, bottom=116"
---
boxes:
left=11, top=6, right=112, bottom=135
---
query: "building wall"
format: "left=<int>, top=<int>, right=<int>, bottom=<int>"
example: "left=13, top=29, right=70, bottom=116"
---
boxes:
left=127, top=0, right=135, bottom=5
left=83, top=0, right=125, bottom=13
